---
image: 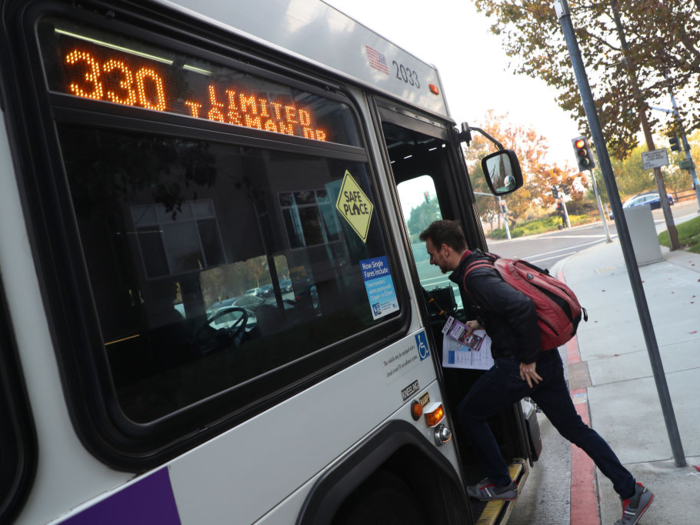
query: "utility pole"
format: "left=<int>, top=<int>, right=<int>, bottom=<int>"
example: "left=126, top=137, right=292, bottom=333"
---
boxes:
left=554, top=0, right=686, bottom=468
left=560, top=196, right=571, bottom=229
left=589, top=170, right=612, bottom=242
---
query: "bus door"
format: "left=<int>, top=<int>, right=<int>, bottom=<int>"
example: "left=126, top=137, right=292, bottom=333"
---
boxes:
left=374, top=100, right=538, bottom=522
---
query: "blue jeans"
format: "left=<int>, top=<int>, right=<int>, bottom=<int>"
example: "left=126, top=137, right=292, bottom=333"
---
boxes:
left=457, top=350, right=636, bottom=499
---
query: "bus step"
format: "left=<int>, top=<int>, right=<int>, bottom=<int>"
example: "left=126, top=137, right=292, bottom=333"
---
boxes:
left=474, top=459, right=529, bottom=525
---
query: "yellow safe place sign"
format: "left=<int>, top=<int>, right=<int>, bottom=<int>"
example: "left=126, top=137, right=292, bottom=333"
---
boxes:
left=335, top=170, right=374, bottom=243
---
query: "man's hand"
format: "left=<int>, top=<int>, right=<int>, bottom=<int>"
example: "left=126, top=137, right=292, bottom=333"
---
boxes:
left=465, top=320, right=483, bottom=336
left=519, top=361, right=542, bottom=388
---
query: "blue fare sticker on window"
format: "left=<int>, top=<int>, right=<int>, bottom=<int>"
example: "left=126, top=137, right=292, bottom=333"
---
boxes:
left=415, top=331, right=430, bottom=361
left=360, top=256, right=399, bottom=320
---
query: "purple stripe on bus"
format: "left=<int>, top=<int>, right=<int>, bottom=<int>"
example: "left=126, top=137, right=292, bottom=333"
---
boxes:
left=60, top=468, right=181, bottom=524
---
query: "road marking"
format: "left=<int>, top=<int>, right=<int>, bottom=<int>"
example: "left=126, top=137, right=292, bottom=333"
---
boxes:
left=517, top=236, right=618, bottom=264
left=546, top=235, right=613, bottom=239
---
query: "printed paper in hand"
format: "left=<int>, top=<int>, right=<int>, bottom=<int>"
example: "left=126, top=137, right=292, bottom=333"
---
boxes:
left=441, top=317, right=494, bottom=370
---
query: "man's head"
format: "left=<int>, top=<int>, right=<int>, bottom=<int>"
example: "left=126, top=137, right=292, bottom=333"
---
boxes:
left=419, top=220, right=468, bottom=274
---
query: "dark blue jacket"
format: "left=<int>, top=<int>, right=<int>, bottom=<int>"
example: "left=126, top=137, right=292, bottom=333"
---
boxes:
left=449, top=249, right=543, bottom=364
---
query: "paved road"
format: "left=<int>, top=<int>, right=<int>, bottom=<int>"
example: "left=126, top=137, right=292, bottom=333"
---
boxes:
left=487, top=199, right=699, bottom=271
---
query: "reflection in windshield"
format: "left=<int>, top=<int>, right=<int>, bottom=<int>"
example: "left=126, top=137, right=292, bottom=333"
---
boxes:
left=59, top=125, right=395, bottom=422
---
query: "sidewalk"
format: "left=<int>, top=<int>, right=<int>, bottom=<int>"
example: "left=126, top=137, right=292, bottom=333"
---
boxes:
left=558, top=239, right=700, bottom=524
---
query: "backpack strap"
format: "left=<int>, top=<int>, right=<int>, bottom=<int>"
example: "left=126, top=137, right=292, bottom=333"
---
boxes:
left=462, top=253, right=500, bottom=307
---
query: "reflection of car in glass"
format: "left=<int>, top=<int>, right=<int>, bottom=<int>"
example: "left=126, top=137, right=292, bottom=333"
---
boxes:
left=279, top=278, right=293, bottom=293
left=231, top=295, right=264, bottom=310
left=609, top=192, right=674, bottom=220
left=260, top=284, right=274, bottom=297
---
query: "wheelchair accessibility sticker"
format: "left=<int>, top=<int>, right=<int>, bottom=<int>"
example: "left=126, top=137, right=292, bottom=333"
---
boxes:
left=382, top=331, right=429, bottom=384
left=416, top=331, right=430, bottom=361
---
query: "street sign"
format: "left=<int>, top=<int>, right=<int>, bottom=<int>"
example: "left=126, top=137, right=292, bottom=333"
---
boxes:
left=335, top=170, right=374, bottom=242
left=641, top=149, right=669, bottom=170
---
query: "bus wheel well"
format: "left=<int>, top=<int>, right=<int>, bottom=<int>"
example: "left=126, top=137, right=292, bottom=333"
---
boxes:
left=296, top=420, right=471, bottom=525
left=331, top=469, right=427, bottom=525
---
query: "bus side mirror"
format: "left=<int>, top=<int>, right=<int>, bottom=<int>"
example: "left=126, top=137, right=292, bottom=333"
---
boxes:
left=481, top=149, right=523, bottom=196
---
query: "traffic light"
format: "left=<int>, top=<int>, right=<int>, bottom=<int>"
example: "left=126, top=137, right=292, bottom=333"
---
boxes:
left=669, top=134, right=681, bottom=152
left=563, top=185, right=571, bottom=195
left=552, top=186, right=559, bottom=199
left=423, top=191, right=429, bottom=203
left=572, top=136, right=596, bottom=171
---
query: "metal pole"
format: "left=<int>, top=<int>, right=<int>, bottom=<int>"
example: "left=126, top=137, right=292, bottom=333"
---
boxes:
left=668, top=90, right=700, bottom=212
left=589, top=169, right=612, bottom=242
left=498, top=196, right=512, bottom=240
left=561, top=197, right=571, bottom=229
left=476, top=192, right=512, bottom=240
left=554, top=0, right=686, bottom=467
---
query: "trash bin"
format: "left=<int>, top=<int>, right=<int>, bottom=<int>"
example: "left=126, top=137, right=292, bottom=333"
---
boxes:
left=623, top=205, right=663, bottom=265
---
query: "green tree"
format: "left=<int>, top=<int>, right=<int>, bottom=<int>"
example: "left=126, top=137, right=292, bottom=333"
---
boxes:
left=464, top=111, right=587, bottom=226
left=472, top=0, right=700, bottom=160
left=406, top=198, right=441, bottom=240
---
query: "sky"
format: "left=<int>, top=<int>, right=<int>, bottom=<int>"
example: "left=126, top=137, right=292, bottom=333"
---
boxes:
left=324, top=0, right=583, bottom=171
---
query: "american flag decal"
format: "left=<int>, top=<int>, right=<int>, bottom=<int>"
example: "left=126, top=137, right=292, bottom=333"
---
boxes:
left=366, top=46, right=389, bottom=75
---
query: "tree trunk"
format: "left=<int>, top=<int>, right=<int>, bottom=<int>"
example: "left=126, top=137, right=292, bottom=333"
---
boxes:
left=610, top=0, right=680, bottom=250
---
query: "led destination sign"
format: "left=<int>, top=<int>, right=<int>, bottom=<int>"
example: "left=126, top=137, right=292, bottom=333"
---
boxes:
left=39, top=20, right=358, bottom=144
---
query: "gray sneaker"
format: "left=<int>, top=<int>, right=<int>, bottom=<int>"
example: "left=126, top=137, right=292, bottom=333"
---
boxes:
left=614, top=482, right=654, bottom=525
left=467, top=478, right=518, bottom=501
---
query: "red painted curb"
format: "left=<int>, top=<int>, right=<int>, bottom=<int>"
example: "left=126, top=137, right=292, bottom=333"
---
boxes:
left=558, top=271, right=599, bottom=525
left=570, top=382, right=599, bottom=525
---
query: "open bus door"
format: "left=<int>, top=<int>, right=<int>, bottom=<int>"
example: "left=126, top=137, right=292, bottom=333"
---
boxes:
left=374, top=99, right=541, bottom=524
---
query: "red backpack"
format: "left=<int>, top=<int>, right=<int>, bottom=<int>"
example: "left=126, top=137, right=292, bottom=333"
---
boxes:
left=463, top=253, right=587, bottom=350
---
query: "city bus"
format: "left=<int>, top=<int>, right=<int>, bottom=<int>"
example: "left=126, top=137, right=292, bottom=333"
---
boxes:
left=0, top=0, right=541, bottom=523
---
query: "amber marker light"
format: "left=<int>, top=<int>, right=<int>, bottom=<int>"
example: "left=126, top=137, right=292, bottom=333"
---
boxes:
left=429, top=83, right=440, bottom=95
left=424, top=403, right=445, bottom=427
left=411, top=400, right=423, bottom=421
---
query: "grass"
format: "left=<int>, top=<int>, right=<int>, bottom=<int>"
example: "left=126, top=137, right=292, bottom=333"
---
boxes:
left=488, top=214, right=595, bottom=240
left=658, top=215, right=700, bottom=254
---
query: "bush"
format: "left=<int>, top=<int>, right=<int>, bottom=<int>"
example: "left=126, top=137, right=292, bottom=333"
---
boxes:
left=565, top=200, right=598, bottom=216
left=489, top=214, right=593, bottom=239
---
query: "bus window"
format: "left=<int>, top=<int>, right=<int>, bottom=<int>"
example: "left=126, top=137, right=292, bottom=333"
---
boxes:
left=22, top=14, right=406, bottom=453
left=397, top=175, right=463, bottom=314
left=59, top=126, right=399, bottom=425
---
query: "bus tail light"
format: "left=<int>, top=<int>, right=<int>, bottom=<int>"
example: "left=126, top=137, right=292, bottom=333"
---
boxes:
left=424, top=403, right=445, bottom=427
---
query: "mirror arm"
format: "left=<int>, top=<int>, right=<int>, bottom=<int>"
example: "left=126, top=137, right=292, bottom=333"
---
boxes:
left=458, top=122, right=505, bottom=151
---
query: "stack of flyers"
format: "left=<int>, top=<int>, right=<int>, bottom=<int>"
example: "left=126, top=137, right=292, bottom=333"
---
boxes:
left=441, top=316, right=484, bottom=351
